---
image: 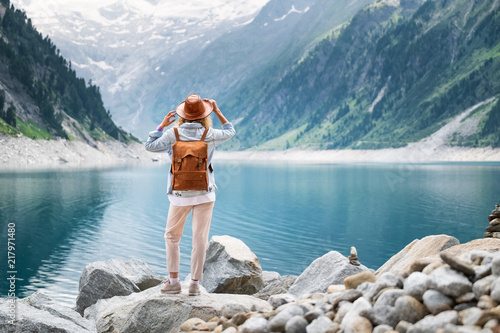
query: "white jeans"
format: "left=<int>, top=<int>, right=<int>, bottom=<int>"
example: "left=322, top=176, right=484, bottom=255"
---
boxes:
left=164, top=201, right=215, bottom=280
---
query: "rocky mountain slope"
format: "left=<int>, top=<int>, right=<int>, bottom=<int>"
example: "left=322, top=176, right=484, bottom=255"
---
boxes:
left=12, top=0, right=500, bottom=151
left=10, top=0, right=270, bottom=135
left=230, top=0, right=500, bottom=150
left=0, top=0, right=135, bottom=145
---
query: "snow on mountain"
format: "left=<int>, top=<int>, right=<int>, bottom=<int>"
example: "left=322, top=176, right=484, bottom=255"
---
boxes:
left=10, top=0, right=270, bottom=134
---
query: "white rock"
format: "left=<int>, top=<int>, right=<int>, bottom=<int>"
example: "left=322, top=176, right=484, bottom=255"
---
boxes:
left=407, top=311, right=458, bottom=333
left=341, top=297, right=372, bottom=330
left=288, top=251, right=369, bottom=296
left=85, top=283, right=271, bottom=333
left=202, top=235, right=264, bottom=294
left=428, top=266, right=472, bottom=298
left=0, top=292, right=95, bottom=333
left=404, top=272, right=431, bottom=301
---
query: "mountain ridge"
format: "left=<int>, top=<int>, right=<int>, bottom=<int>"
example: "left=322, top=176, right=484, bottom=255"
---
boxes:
left=0, top=0, right=136, bottom=145
left=229, top=0, right=500, bottom=150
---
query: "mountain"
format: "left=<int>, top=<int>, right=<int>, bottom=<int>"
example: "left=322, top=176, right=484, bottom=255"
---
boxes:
left=11, top=0, right=500, bottom=150
left=151, top=0, right=375, bottom=131
left=10, top=0, right=270, bottom=136
left=231, top=0, right=500, bottom=149
left=0, top=0, right=135, bottom=143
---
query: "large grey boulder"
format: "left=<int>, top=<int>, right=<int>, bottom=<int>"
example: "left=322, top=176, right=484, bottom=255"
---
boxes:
left=288, top=251, right=369, bottom=296
left=0, top=292, right=96, bottom=333
left=76, top=258, right=163, bottom=315
left=85, top=282, right=272, bottom=333
left=375, top=235, right=459, bottom=277
left=202, top=235, right=265, bottom=294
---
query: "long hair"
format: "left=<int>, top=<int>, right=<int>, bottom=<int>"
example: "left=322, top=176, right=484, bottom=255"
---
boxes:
left=176, top=115, right=213, bottom=129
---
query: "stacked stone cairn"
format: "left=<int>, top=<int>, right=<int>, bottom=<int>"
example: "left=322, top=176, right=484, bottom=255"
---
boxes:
left=485, top=204, right=500, bottom=239
left=348, top=247, right=361, bottom=266
left=180, top=250, right=500, bottom=333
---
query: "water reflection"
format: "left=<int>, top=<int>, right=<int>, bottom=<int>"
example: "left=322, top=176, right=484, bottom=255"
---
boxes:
left=0, top=162, right=499, bottom=307
left=0, top=171, right=114, bottom=302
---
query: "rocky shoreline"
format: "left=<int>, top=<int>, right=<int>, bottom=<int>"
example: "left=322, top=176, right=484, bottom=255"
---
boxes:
left=0, top=134, right=169, bottom=170
left=2, top=235, right=500, bottom=333
left=1, top=134, right=500, bottom=172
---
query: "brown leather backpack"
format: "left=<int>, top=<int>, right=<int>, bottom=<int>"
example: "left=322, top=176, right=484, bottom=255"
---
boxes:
left=171, top=127, right=209, bottom=191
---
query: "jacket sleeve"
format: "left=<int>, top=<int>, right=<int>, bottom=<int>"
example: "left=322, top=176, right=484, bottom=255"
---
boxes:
left=144, top=129, right=173, bottom=153
left=212, top=122, right=236, bottom=147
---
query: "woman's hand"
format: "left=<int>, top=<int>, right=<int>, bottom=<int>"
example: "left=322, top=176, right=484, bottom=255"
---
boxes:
left=205, top=99, right=221, bottom=115
left=159, top=110, right=176, bottom=129
left=205, top=98, right=228, bottom=125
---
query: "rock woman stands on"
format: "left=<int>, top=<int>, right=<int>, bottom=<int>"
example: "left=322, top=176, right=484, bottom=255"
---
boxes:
left=145, top=94, right=235, bottom=295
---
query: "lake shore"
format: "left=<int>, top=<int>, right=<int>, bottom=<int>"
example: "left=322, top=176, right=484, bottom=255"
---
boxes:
left=214, top=145, right=500, bottom=164
left=0, top=134, right=169, bottom=171
left=1, top=134, right=500, bottom=171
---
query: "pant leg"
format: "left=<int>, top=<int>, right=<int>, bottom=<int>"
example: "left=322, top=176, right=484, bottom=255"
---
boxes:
left=165, top=204, right=192, bottom=274
left=190, top=201, right=215, bottom=280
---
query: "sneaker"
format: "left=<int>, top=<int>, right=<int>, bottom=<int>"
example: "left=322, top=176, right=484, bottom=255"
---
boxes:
left=188, top=283, right=200, bottom=296
left=160, top=279, right=181, bottom=294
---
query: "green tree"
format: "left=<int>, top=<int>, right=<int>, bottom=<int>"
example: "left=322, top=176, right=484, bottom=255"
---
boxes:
left=0, top=89, right=5, bottom=111
left=5, top=104, right=16, bottom=127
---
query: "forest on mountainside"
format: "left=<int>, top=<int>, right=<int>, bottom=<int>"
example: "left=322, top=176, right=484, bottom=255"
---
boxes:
left=0, top=0, right=135, bottom=142
left=223, top=0, right=500, bottom=150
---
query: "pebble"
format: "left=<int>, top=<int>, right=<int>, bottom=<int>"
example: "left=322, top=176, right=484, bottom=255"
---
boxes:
left=333, top=302, right=352, bottom=324
left=222, top=327, right=238, bottom=333
left=456, top=292, right=477, bottom=304
left=306, top=316, right=333, bottom=333
left=406, top=310, right=458, bottom=333
left=377, top=273, right=404, bottom=289
left=343, top=316, right=372, bottom=333
left=440, top=252, right=475, bottom=277
left=429, top=266, right=473, bottom=298
left=455, top=302, right=478, bottom=311
left=458, top=307, right=483, bottom=326
left=407, top=257, right=437, bottom=275
left=331, top=289, right=363, bottom=309
left=422, top=259, right=444, bottom=274
left=304, top=309, right=324, bottom=323
left=180, top=318, right=206, bottom=331
left=372, top=324, right=394, bottom=333
left=492, top=255, right=500, bottom=276
left=341, top=297, right=372, bottom=329
left=489, top=278, right=500, bottom=302
left=177, top=246, right=500, bottom=333
left=374, top=289, right=405, bottom=307
left=344, top=271, right=377, bottom=290
left=404, top=272, right=430, bottom=301
left=229, top=313, right=249, bottom=326
left=285, top=315, right=308, bottom=333
left=470, top=250, right=492, bottom=264
left=269, top=310, right=295, bottom=332
left=239, top=317, right=270, bottom=333
left=268, top=294, right=297, bottom=308
left=327, top=285, right=346, bottom=294
left=477, top=295, right=497, bottom=310
left=473, top=275, right=497, bottom=298
left=422, top=289, right=454, bottom=315
left=360, top=305, right=399, bottom=328
left=394, top=295, right=428, bottom=324
left=394, top=320, right=412, bottom=333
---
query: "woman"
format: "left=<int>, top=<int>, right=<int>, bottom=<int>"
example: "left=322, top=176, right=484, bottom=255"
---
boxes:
left=145, top=94, right=235, bottom=296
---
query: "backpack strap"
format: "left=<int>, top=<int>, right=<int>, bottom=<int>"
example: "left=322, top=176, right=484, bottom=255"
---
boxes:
left=173, top=127, right=180, bottom=141
left=200, top=128, right=209, bottom=141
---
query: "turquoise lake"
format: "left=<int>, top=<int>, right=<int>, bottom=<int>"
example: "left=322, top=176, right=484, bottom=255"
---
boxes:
left=1, top=161, right=499, bottom=307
